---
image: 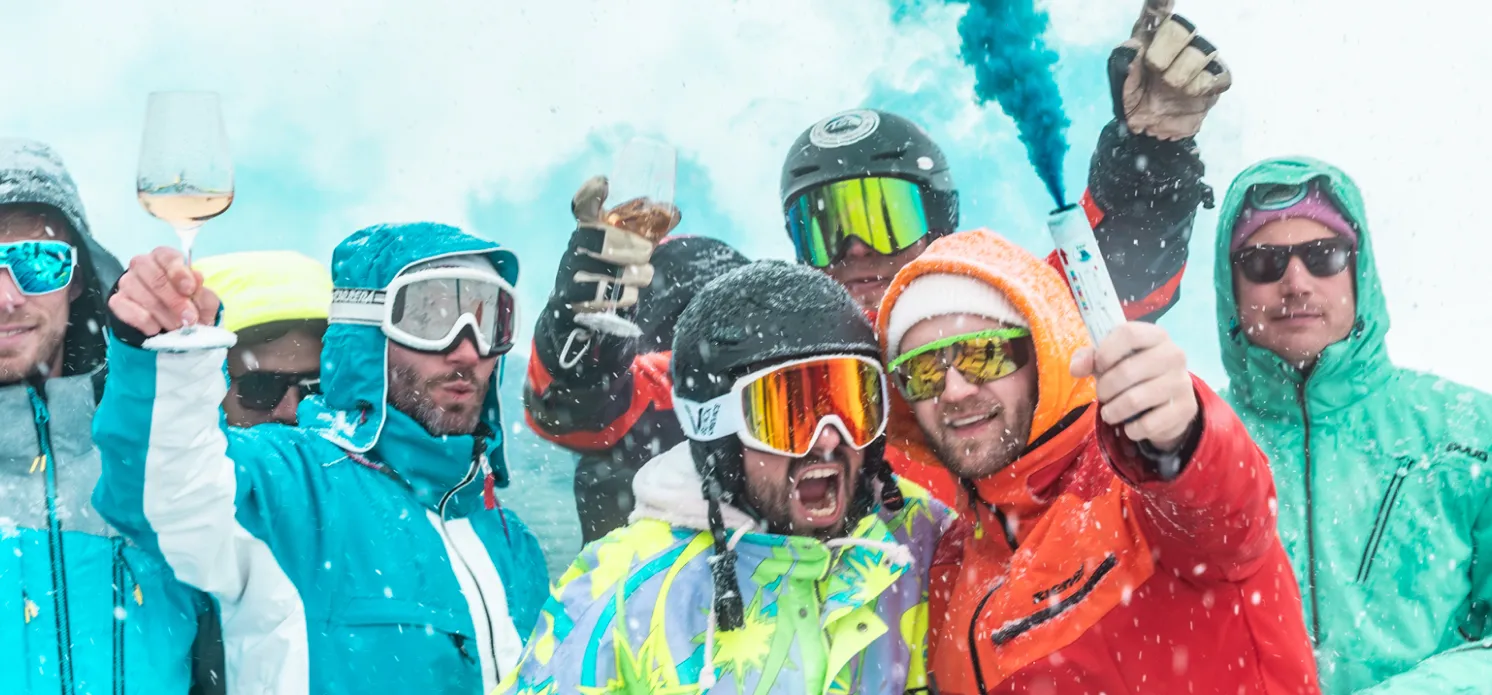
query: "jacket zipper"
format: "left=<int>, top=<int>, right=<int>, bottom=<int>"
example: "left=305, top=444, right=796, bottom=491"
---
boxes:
left=963, top=508, right=1017, bottom=695
left=965, top=589, right=998, bottom=695
left=436, top=458, right=502, bottom=685
left=29, top=386, right=77, bottom=695
left=1295, top=382, right=1321, bottom=646
left=1356, top=457, right=1413, bottom=583
left=113, top=538, right=126, bottom=695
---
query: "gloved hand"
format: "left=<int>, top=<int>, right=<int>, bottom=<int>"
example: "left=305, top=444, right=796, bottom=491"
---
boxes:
left=567, top=175, right=681, bottom=314
left=1112, top=0, right=1233, bottom=141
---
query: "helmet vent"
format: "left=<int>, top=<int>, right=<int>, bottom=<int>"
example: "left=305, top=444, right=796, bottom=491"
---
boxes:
left=871, top=148, right=908, bottom=161
left=789, top=165, right=820, bottom=177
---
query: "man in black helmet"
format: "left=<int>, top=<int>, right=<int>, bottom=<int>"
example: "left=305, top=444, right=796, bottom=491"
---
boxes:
left=499, top=262, right=951, bottom=694
left=528, top=1, right=1231, bottom=539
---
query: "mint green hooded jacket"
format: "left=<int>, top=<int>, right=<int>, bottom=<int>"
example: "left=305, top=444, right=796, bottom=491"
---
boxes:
left=1215, top=157, right=1492, bottom=693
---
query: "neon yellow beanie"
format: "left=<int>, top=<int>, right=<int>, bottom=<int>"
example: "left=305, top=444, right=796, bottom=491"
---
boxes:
left=196, top=251, right=332, bottom=335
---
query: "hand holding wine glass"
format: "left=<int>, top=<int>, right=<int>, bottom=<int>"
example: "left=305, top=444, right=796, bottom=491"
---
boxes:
left=572, top=137, right=679, bottom=339
left=134, top=90, right=238, bottom=349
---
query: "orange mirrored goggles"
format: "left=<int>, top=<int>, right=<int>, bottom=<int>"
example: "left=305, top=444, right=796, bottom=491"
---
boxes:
left=673, top=354, right=889, bottom=458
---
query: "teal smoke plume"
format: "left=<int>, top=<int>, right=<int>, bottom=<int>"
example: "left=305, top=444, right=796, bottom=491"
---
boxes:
left=949, top=0, right=1071, bottom=207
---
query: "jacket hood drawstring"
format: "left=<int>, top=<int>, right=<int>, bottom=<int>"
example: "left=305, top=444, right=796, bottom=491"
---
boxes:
left=699, top=526, right=752, bottom=691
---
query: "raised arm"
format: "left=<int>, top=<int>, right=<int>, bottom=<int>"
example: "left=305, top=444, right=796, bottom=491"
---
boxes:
left=1053, top=1, right=1232, bottom=322
left=526, top=230, right=747, bottom=453
left=1076, top=321, right=1276, bottom=580
left=92, top=248, right=324, bottom=691
left=1097, top=375, right=1279, bottom=580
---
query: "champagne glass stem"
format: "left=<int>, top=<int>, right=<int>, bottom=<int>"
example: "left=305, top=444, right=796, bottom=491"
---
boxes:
left=175, top=224, right=201, bottom=332
left=177, top=226, right=199, bottom=267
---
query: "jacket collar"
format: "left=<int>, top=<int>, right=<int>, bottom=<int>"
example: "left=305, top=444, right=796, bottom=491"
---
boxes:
left=358, top=406, right=494, bottom=516
left=969, top=407, right=1095, bottom=546
left=0, top=370, right=102, bottom=459
left=630, top=442, right=760, bottom=531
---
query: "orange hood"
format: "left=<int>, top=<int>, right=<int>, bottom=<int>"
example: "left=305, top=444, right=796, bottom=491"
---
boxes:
left=875, top=229, right=1097, bottom=511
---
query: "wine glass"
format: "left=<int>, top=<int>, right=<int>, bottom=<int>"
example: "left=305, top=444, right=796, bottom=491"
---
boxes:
left=136, top=91, right=237, bottom=348
left=574, top=136, right=678, bottom=339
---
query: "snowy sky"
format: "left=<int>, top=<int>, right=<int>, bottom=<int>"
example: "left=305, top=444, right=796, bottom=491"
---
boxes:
left=4, top=0, right=1490, bottom=391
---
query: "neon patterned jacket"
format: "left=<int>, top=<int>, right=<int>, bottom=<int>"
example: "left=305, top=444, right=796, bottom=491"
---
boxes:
left=496, top=443, right=953, bottom=694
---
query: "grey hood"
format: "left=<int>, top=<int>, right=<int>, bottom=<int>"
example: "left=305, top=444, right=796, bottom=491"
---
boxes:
left=0, top=139, right=123, bottom=376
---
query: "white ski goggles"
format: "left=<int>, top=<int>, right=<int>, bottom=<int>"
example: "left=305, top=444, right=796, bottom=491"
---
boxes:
left=673, top=354, right=889, bottom=459
left=329, top=267, right=518, bottom=357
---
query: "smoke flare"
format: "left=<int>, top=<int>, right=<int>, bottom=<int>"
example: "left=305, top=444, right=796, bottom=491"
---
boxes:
left=951, top=0, right=1071, bottom=207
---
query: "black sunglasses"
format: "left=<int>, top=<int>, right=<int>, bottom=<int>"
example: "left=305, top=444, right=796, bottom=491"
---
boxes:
left=1230, top=238, right=1355, bottom=284
left=234, top=371, right=321, bottom=411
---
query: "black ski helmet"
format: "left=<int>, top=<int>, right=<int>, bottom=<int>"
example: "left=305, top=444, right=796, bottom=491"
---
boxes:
left=671, top=261, right=901, bottom=630
left=779, top=108, right=960, bottom=251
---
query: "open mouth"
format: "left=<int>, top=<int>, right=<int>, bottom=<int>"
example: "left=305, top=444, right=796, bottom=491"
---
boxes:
left=841, top=275, right=883, bottom=292
left=791, top=463, right=845, bottom=522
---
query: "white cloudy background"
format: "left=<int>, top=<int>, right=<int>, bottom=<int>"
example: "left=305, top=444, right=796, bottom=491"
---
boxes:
left=7, top=0, right=1489, bottom=567
left=7, top=0, right=1489, bottom=388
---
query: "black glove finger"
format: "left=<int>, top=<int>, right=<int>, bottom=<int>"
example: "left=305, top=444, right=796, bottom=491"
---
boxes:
left=1145, top=14, right=1198, bottom=72
left=1108, top=44, right=1142, bottom=124
left=1162, top=34, right=1217, bottom=89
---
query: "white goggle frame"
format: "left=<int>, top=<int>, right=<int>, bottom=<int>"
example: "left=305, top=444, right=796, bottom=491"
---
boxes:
left=328, top=267, right=519, bottom=356
left=672, top=353, right=889, bottom=459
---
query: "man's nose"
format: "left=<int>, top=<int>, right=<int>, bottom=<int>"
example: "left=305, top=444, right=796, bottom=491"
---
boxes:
left=842, top=237, right=874, bottom=259
left=0, top=270, right=26, bottom=311
left=1279, top=256, right=1315, bottom=296
left=940, top=366, right=980, bottom=403
left=445, top=336, right=482, bottom=366
left=810, top=424, right=844, bottom=458
left=272, top=386, right=302, bottom=426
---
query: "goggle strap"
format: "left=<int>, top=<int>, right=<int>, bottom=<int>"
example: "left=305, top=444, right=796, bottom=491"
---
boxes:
left=328, top=288, right=387, bottom=326
left=674, top=394, right=747, bottom=442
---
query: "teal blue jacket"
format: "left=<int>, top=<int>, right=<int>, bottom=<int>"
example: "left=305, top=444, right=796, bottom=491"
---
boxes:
left=1215, top=157, right=1492, bottom=693
left=93, top=223, right=550, bottom=694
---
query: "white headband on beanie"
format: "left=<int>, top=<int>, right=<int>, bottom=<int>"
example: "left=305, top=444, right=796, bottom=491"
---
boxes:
left=884, top=273, right=1028, bottom=359
left=402, top=253, right=499, bottom=278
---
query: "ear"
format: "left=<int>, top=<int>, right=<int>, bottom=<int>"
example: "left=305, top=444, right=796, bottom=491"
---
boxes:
left=68, top=275, right=84, bottom=302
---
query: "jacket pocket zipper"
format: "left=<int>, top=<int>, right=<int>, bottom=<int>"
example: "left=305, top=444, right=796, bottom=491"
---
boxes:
left=1356, top=457, right=1414, bottom=583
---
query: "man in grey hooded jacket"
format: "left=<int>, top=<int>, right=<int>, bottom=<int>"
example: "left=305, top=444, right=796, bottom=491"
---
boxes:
left=0, top=139, right=220, bottom=694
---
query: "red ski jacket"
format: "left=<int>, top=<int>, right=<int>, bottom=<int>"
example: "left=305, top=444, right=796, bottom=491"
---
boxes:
left=878, top=231, right=1320, bottom=694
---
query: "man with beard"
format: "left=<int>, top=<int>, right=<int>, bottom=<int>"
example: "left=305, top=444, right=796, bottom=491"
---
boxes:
left=1213, top=158, right=1492, bottom=692
left=527, top=0, right=1234, bottom=541
left=92, top=224, right=549, bottom=694
left=0, top=139, right=222, bottom=694
left=500, top=262, right=951, bottom=694
left=876, top=230, right=1319, bottom=693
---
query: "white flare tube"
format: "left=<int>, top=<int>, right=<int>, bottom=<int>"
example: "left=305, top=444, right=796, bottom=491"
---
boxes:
left=1048, top=204, right=1126, bottom=345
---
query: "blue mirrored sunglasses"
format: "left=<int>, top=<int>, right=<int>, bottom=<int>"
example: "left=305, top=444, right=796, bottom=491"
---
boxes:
left=0, top=240, right=77, bottom=296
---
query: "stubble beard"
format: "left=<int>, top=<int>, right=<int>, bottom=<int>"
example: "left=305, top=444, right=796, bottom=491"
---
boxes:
left=387, top=364, right=487, bottom=436
left=930, top=409, right=1034, bottom=481
left=0, top=316, right=66, bottom=385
